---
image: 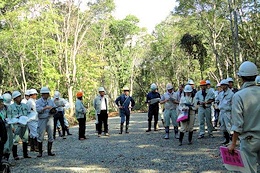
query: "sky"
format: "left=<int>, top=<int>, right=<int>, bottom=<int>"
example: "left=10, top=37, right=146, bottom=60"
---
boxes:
left=113, top=0, right=177, bottom=33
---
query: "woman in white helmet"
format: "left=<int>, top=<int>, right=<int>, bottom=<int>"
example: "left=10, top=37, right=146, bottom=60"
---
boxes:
left=178, top=85, right=197, bottom=146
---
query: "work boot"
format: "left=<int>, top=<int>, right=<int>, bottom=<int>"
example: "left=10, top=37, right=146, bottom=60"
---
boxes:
left=174, top=126, right=179, bottom=139
left=23, top=142, right=31, bottom=158
left=47, top=142, right=55, bottom=156
left=188, top=131, right=193, bottom=145
left=221, top=132, right=230, bottom=145
left=146, top=121, right=151, bottom=132
left=164, top=126, right=170, bottom=139
left=34, top=138, right=39, bottom=152
left=125, top=125, right=129, bottom=134
left=30, top=138, right=35, bottom=152
left=37, top=142, right=43, bottom=157
left=65, top=126, right=72, bottom=135
left=179, top=132, right=184, bottom=146
left=154, top=122, right=158, bottom=131
left=119, top=123, right=123, bottom=134
left=12, top=145, right=19, bottom=160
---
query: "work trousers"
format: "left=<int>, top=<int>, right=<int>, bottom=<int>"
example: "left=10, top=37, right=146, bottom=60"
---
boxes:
left=164, top=109, right=178, bottom=127
left=120, top=109, right=130, bottom=125
left=240, top=137, right=260, bottom=173
left=13, top=125, right=28, bottom=145
left=180, top=113, right=195, bottom=133
left=77, top=115, right=86, bottom=139
left=98, top=110, right=108, bottom=134
left=220, top=111, right=232, bottom=134
left=198, top=107, right=213, bottom=135
left=54, top=111, right=66, bottom=137
left=37, top=117, right=54, bottom=143
left=148, top=107, right=159, bottom=124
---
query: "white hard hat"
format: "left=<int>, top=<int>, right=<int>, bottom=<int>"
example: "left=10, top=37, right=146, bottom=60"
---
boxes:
left=166, top=83, right=173, bottom=90
left=237, top=61, right=258, bottom=77
left=12, top=91, right=22, bottom=99
left=184, top=85, right=193, bottom=92
left=206, top=80, right=211, bottom=84
left=150, top=83, right=157, bottom=91
left=24, top=90, right=30, bottom=96
left=226, top=77, right=234, bottom=82
left=40, top=87, right=50, bottom=94
left=187, top=79, right=195, bottom=85
left=2, top=93, right=12, bottom=106
left=53, top=91, right=60, bottom=99
left=220, top=79, right=229, bottom=85
left=122, top=86, right=130, bottom=91
left=98, top=87, right=105, bottom=92
left=29, top=89, right=38, bottom=95
left=255, top=76, right=260, bottom=85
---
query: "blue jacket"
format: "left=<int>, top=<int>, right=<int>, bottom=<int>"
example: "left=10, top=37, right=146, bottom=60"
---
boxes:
left=146, top=91, right=160, bottom=109
left=115, top=94, right=135, bottom=112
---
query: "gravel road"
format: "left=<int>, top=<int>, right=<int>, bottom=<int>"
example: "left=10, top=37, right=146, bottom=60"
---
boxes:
left=9, top=113, right=258, bottom=173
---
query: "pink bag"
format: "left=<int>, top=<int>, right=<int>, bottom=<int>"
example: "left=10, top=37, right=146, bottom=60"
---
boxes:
left=177, top=111, right=189, bottom=122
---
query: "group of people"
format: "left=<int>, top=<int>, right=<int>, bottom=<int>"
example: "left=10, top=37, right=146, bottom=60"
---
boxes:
left=0, top=87, right=72, bottom=171
left=0, top=61, right=259, bottom=173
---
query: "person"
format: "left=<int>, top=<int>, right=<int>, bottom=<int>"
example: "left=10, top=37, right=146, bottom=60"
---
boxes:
left=228, top=61, right=260, bottom=173
left=213, top=83, right=222, bottom=128
left=160, top=83, right=178, bottom=139
left=178, top=85, right=197, bottom=146
left=0, top=110, right=7, bottom=172
left=93, top=87, right=109, bottom=137
left=115, top=86, right=135, bottom=134
left=36, top=87, right=56, bottom=157
left=218, top=79, right=234, bottom=145
left=75, top=91, right=87, bottom=140
left=256, top=76, right=260, bottom=85
left=53, top=91, right=67, bottom=140
left=26, top=89, right=39, bottom=152
left=0, top=95, right=13, bottom=161
left=21, top=90, right=30, bottom=104
left=7, top=91, right=31, bottom=160
left=226, top=77, right=239, bottom=93
left=195, top=80, right=215, bottom=139
left=145, top=83, right=160, bottom=132
left=187, top=79, right=197, bottom=98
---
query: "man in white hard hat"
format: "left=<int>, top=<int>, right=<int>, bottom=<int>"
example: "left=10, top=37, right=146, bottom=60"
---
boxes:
left=7, top=91, right=31, bottom=160
left=160, top=83, right=179, bottom=139
left=0, top=95, right=12, bottom=162
left=36, top=87, right=56, bottom=157
left=93, top=87, right=109, bottom=137
left=26, top=89, right=39, bottom=152
left=228, top=61, right=260, bottom=173
left=226, top=77, right=238, bottom=93
left=187, top=79, right=197, bottom=98
left=213, top=83, right=222, bottom=128
left=52, top=91, right=67, bottom=140
left=145, top=83, right=161, bottom=132
left=218, top=79, right=234, bottom=145
left=21, top=90, right=30, bottom=104
left=115, top=86, right=135, bottom=134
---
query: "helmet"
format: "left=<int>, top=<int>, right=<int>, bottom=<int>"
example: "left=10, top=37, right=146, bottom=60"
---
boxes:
left=12, top=91, right=21, bottom=99
left=54, top=91, right=60, bottom=99
left=150, top=83, right=157, bottom=91
left=2, top=93, right=12, bottom=106
left=166, top=83, right=173, bottom=90
left=40, top=87, right=50, bottom=94
left=29, top=89, right=38, bottom=95
left=76, top=91, right=83, bottom=97
left=255, top=76, right=260, bottom=85
left=98, top=87, right=105, bottom=92
left=226, top=77, right=234, bottom=82
left=220, top=79, right=229, bottom=85
left=184, top=85, right=193, bottom=92
left=122, top=86, right=130, bottom=91
left=200, top=80, right=207, bottom=86
left=25, top=90, right=30, bottom=96
left=237, top=61, right=258, bottom=77
left=187, top=79, right=195, bottom=85
left=206, top=80, right=211, bottom=85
